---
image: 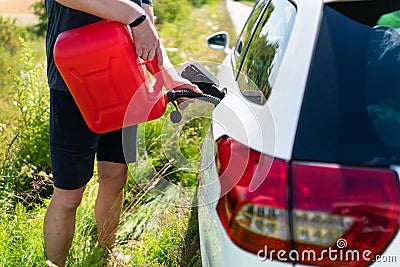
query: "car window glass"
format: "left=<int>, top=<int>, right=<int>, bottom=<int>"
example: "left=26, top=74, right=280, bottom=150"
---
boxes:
left=233, top=0, right=269, bottom=70
left=293, top=4, right=400, bottom=166
left=367, top=9, right=400, bottom=154
left=236, top=0, right=296, bottom=104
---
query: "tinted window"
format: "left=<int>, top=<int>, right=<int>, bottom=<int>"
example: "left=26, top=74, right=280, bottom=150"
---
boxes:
left=293, top=4, right=400, bottom=166
left=236, top=0, right=296, bottom=104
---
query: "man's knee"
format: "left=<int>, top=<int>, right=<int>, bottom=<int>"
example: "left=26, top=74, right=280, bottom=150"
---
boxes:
left=52, top=186, right=86, bottom=210
left=97, top=161, right=128, bottom=189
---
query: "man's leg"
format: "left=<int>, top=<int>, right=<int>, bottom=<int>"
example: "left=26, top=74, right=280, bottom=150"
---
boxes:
left=43, top=186, right=86, bottom=267
left=95, top=161, right=128, bottom=250
left=45, top=89, right=99, bottom=266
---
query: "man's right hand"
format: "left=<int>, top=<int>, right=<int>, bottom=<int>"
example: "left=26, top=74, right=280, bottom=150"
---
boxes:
left=131, top=17, right=163, bottom=69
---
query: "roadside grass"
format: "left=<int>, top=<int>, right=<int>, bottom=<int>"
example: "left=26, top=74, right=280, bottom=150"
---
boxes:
left=0, top=201, right=47, bottom=266
left=0, top=17, right=29, bottom=159
left=129, top=205, right=200, bottom=266
left=66, top=180, right=108, bottom=267
left=0, top=0, right=236, bottom=265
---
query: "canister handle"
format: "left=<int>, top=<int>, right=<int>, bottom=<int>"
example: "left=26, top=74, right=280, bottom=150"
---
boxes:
left=140, top=56, right=164, bottom=93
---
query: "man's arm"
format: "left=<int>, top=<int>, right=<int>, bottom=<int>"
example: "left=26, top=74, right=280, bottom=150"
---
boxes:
left=56, top=0, right=144, bottom=25
left=142, top=3, right=154, bottom=23
left=55, top=0, right=163, bottom=67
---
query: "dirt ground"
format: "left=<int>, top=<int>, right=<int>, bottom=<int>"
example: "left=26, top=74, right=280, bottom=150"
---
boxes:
left=0, top=0, right=38, bottom=25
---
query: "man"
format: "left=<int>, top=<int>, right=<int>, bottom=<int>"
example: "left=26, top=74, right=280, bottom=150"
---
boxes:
left=44, top=0, right=200, bottom=266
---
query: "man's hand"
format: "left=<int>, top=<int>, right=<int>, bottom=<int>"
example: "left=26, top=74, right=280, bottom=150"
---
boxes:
left=163, top=68, right=202, bottom=110
left=131, top=17, right=163, bottom=68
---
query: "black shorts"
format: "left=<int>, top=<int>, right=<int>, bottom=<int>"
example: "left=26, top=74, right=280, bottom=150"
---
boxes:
left=50, top=89, right=137, bottom=190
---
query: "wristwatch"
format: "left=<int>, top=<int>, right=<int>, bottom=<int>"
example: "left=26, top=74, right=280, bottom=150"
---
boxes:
left=129, top=12, right=147, bottom=28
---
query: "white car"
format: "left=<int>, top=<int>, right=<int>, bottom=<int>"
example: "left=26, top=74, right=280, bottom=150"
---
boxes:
left=197, top=0, right=400, bottom=266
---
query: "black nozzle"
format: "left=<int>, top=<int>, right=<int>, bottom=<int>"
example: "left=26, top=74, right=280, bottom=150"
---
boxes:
left=192, top=82, right=225, bottom=100
left=166, top=88, right=224, bottom=124
left=166, top=89, right=222, bottom=106
left=167, top=61, right=226, bottom=124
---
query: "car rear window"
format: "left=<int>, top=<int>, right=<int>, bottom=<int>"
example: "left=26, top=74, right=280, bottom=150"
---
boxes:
left=293, top=3, right=400, bottom=166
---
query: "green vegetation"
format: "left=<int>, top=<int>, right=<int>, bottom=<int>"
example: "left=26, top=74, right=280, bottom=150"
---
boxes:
left=31, top=0, right=48, bottom=36
left=0, top=0, right=236, bottom=266
left=233, top=0, right=256, bottom=7
left=0, top=202, right=47, bottom=266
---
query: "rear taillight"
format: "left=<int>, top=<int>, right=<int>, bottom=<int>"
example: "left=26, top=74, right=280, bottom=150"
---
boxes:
left=216, top=136, right=400, bottom=266
left=216, top=136, right=290, bottom=255
left=292, top=162, right=400, bottom=266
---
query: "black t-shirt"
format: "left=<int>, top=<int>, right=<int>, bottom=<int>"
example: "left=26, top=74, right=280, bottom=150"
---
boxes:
left=45, top=0, right=152, bottom=91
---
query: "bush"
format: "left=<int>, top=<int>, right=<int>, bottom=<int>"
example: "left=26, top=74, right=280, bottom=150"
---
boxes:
left=1, top=38, right=52, bottom=203
left=11, top=39, right=50, bottom=169
left=187, top=0, right=214, bottom=7
left=32, top=1, right=47, bottom=36
left=154, top=0, right=191, bottom=25
left=0, top=17, right=26, bottom=55
left=154, top=0, right=214, bottom=26
left=0, top=17, right=28, bottom=91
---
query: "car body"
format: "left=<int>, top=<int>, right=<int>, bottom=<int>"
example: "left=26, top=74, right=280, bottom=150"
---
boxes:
left=197, top=0, right=400, bottom=266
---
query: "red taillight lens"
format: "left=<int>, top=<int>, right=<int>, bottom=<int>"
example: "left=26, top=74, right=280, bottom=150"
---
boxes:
left=216, top=136, right=290, bottom=255
left=215, top=136, right=400, bottom=266
left=292, top=162, right=400, bottom=266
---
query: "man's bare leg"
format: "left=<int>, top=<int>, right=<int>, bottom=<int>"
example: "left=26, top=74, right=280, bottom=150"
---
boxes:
left=44, top=186, right=86, bottom=267
left=95, top=161, right=128, bottom=251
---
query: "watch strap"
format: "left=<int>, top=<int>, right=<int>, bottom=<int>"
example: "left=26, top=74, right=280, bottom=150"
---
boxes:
left=129, top=12, right=147, bottom=28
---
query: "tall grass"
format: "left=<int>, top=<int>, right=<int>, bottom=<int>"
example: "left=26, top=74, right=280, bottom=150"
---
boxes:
left=0, top=17, right=28, bottom=160
left=0, top=38, right=52, bottom=204
left=0, top=202, right=47, bottom=266
left=66, top=181, right=108, bottom=267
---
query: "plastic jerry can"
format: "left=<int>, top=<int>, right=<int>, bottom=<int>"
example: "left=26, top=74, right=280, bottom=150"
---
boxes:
left=54, top=20, right=166, bottom=134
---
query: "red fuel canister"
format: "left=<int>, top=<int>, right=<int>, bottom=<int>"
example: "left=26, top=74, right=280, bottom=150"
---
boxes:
left=54, top=20, right=167, bottom=134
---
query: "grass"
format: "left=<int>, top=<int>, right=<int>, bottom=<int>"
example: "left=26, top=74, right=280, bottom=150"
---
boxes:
left=0, top=200, right=47, bottom=266
left=159, top=0, right=237, bottom=64
left=0, top=0, right=236, bottom=265
left=66, top=181, right=108, bottom=267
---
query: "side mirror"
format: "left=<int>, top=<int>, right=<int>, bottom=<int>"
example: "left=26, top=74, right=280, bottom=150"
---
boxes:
left=206, top=31, right=230, bottom=54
